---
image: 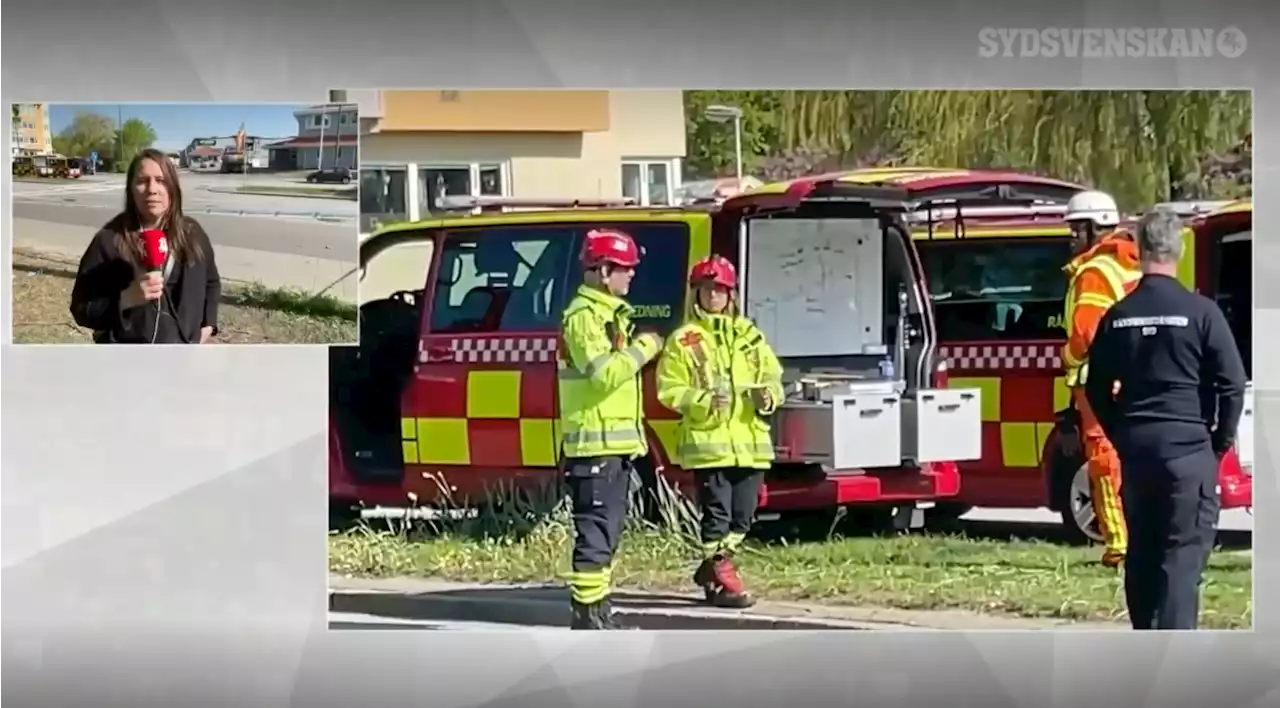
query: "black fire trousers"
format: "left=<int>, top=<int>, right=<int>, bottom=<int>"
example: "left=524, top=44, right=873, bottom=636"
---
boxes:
left=695, top=467, right=764, bottom=555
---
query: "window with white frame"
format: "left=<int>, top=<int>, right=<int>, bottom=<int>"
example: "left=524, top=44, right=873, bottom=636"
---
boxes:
left=360, top=166, right=409, bottom=234
left=621, top=158, right=681, bottom=206
left=418, top=163, right=507, bottom=215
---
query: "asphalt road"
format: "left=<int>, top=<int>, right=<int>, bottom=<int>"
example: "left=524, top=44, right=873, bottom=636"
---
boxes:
left=13, top=203, right=356, bottom=262
left=12, top=171, right=356, bottom=221
left=329, top=612, right=558, bottom=631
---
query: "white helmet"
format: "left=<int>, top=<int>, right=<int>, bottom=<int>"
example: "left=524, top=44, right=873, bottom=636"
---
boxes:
left=1065, top=190, right=1120, bottom=227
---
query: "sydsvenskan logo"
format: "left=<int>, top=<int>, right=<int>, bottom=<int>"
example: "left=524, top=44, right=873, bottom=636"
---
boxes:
left=978, top=27, right=1247, bottom=59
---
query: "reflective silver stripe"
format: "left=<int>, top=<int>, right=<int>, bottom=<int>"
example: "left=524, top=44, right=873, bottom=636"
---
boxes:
left=562, top=428, right=645, bottom=446
left=584, top=353, right=613, bottom=376
left=622, top=345, right=647, bottom=369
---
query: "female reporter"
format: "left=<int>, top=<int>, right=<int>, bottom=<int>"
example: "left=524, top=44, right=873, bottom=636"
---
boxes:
left=655, top=255, right=786, bottom=608
left=70, top=148, right=221, bottom=344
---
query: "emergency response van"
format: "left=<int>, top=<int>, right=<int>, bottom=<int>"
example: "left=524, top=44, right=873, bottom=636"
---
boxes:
left=329, top=182, right=986, bottom=526
left=909, top=182, right=1253, bottom=541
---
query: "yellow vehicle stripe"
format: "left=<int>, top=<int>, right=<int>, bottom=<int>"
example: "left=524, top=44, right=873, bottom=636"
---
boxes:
left=415, top=418, right=471, bottom=465
left=949, top=377, right=1000, bottom=421
left=1177, top=227, right=1196, bottom=290
left=519, top=419, right=558, bottom=467
left=1000, top=422, right=1040, bottom=468
left=1053, top=376, right=1070, bottom=413
left=402, top=417, right=420, bottom=464
left=466, top=370, right=522, bottom=419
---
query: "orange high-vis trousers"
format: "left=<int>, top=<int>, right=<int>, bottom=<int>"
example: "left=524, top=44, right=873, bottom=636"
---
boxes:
left=1073, top=388, right=1127, bottom=562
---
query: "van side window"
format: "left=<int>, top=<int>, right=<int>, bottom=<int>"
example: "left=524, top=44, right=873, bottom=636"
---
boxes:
left=562, top=222, right=692, bottom=336
left=917, top=238, right=1073, bottom=342
left=429, top=226, right=576, bottom=334
left=1214, top=229, right=1251, bottom=376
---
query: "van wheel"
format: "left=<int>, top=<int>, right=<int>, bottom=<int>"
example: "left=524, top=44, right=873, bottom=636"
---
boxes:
left=1059, top=462, right=1104, bottom=545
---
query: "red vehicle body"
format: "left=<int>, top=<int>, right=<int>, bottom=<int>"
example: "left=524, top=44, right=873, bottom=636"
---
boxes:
left=330, top=173, right=1027, bottom=521
left=912, top=188, right=1253, bottom=539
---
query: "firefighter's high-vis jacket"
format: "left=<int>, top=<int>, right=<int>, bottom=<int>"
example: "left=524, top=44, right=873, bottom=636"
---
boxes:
left=1061, top=234, right=1143, bottom=388
left=656, top=307, right=785, bottom=470
left=557, top=285, right=661, bottom=460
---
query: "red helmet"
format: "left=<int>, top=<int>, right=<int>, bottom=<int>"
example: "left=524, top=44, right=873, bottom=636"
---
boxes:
left=689, top=255, right=737, bottom=290
left=581, top=229, right=641, bottom=268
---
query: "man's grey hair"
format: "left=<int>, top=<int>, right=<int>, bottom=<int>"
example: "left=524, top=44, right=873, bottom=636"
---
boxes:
left=1136, top=207, right=1185, bottom=265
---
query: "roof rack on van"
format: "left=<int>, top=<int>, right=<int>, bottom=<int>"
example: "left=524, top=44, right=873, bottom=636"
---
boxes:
left=435, top=195, right=637, bottom=213
left=910, top=183, right=1076, bottom=240
left=903, top=203, right=1068, bottom=224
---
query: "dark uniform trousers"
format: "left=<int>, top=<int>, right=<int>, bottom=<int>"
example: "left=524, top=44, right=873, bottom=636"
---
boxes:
left=696, top=467, right=764, bottom=549
left=566, top=456, right=633, bottom=572
left=1119, top=442, right=1221, bottom=630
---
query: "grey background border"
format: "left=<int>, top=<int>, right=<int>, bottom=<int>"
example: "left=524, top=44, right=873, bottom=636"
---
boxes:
left=3, top=1, right=1278, bottom=706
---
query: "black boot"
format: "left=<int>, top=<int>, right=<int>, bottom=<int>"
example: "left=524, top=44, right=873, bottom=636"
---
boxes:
left=571, top=598, right=628, bottom=630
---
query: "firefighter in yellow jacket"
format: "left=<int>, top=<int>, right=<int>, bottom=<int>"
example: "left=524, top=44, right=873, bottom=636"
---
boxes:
left=558, top=228, right=664, bottom=630
left=656, top=255, right=785, bottom=607
left=1061, top=190, right=1143, bottom=568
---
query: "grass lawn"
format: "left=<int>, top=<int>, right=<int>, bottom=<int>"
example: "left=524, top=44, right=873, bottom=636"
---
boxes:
left=329, top=488, right=1253, bottom=629
left=11, top=249, right=357, bottom=344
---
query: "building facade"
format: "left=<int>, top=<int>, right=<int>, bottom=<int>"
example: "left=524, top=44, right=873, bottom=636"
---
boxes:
left=267, top=103, right=359, bottom=171
left=12, top=103, right=54, bottom=156
left=354, top=90, right=687, bottom=234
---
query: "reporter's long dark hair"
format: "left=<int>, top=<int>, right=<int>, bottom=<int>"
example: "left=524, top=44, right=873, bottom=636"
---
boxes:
left=112, top=148, right=204, bottom=265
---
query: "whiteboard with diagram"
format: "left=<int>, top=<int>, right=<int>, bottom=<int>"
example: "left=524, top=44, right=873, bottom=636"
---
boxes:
left=744, top=218, right=885, bottom=358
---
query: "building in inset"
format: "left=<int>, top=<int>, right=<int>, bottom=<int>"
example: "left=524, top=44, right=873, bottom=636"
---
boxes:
left=266, top=103, right=359, bottom=172
left=351, top=90, right=687, bottom=235
left=12, top=103, right=54, bottom=156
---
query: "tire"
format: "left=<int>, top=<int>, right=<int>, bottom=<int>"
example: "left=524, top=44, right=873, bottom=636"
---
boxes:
left=341, top=177, right=351, bottom=184
left=1058, top=461, right=1104, bottom=545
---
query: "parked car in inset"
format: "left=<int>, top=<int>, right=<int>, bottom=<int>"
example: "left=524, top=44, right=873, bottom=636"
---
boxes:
left=307, top=167, right=354, bottom=184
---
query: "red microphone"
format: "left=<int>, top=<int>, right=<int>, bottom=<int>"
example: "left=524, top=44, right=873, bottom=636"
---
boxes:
left=140, top=229, right=169, bottom=276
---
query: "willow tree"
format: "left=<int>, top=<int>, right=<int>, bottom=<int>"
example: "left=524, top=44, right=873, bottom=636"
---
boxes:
left=688, top=90, right=1251, bottom=210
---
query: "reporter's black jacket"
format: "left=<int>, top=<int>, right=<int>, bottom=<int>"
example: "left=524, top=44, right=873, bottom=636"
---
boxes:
left=69, top=217, right=221, bottom=344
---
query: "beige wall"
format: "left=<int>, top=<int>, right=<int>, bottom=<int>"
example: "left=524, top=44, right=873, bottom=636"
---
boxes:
left=607, top=90, right=687, bottom=159
left=13, top=103, right=53, bottom=155
left=361, top=90, right=687, bottom=202
left=357, top=90, right=688, bottom=296
left=379, top=90, right=611, bottom=133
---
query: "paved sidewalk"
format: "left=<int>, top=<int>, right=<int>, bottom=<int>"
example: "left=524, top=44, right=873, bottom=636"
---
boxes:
left=329, top=575, right=1125, bottom=631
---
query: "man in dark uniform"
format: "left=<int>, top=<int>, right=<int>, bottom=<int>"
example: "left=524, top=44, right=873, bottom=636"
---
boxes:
left=1084, top=208, right=1247, bottom=630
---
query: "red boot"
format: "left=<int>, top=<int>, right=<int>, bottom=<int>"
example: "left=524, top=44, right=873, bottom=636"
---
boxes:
left=693, top=553, right=755, bottom=608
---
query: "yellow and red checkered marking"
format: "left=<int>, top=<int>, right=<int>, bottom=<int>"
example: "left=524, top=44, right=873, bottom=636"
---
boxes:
left=939, top=343, right=1061, bottom=371
left=404, top=334, right=680, bottom=470
left=418, top=335, right=558, bottom=364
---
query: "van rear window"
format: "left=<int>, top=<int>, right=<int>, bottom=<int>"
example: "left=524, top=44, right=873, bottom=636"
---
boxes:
left=917, top=237, right=1073, bottom=342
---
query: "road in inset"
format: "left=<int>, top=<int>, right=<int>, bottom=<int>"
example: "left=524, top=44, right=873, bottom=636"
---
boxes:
left=12, top=172, right=358, bottom=299
left=12, top=171, right=356, bottom=222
